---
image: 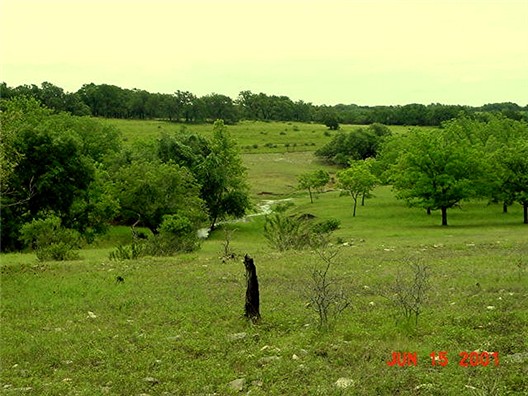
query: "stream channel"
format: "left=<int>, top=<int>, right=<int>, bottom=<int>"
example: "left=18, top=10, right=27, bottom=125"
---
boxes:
left=197, top=198, right=293, bottom=239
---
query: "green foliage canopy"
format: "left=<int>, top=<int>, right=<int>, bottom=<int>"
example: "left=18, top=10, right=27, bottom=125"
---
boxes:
left=298, top=169, right=330, bottom=203
left=388, top=123, right=492, bottom=226
left=315, top=123, right=391, bottom=166
left=156, top=120, right=251, bottom=229
left=0, top=97, right=122, bottom=250
left=337, top=160, right=378, bottom=217
left=111, top=160, right=206, bottom=234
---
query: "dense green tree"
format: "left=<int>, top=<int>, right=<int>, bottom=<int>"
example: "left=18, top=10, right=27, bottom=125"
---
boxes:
left=199, top=120, right=252, bottom=229
left=4, top=81, right=526, bottom=125
left=337, top=160, right=378, bottom=217
left=77, top=83, right=129, bottom=118
left=0, top=97, right=122, bottom=250
left=111, top=160, right=206, bottom=234
left=389, top=125, right=491, bottom=226
left=156, top=120, right=251, bottom=230
left=202, top=93, right=239, bottom=124
left=498, top=141, right=528, bottom=223
left=298, top=170, right=330, bottom=203
left=442, top=114, right=528, bottom=217
left=316, top=123, right=391, bottom=166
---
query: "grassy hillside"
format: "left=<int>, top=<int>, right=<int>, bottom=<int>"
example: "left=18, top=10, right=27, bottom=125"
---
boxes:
left=107, top=119, right=418, bottom=153
left=1, top=121, right=527, bottom=395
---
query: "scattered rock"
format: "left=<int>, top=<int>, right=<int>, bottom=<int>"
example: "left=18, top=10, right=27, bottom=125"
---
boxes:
left=415, top=383, right=433, bottom=390
left=504, top=352, right=528, bottom=364
left=335, top=378, right=355, bottom=389
left=227, top=378, right=245, bottom=392
left=87, top=311, right=97, bottom=319
left=292, top=354, right=300, bottom=360
left=258, top=356, right=280, bottom=366
left=227, top=332, right=247, bottom=341
left=143, top=377, right=159, bottom=385
left=251, top=380, right=263, bottom=387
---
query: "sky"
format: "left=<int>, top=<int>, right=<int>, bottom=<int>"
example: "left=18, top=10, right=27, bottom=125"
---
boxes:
left=1, top=0, right=527, bottom=106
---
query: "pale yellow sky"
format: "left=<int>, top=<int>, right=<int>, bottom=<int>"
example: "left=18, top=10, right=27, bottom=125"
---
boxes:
left=1, top=0, right=527, bottom=105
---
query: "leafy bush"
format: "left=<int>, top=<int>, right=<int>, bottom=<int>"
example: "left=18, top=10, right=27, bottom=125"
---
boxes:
left=149, top=214, right=201, bottom=254
left=109, top=215, right=201, bottom=260
left=109, top=242, right=144, bottom=261
left=264, top=213, right=312, bottom=251
left=316, top=123, right=392, bottom=165
left=19, top=214, right=80, bottom=261
left=312, top=218, right=341, bottom=234
left=264, top=213, right=338, bottom=251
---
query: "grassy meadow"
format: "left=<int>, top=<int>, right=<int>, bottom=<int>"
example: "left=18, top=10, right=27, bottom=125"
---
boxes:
left=1, top=121, right=527, bottom=395
left=107, top=119, right=416, bottom=153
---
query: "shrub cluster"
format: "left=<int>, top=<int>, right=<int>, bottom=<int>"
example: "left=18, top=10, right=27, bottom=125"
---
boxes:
left=19, top=214, right=80, bottom=261
left=264, top=212, right=340, bottom=251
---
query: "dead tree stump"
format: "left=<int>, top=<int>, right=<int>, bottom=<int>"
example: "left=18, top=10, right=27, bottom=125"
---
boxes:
left=244, top=254, right=260, bottom=323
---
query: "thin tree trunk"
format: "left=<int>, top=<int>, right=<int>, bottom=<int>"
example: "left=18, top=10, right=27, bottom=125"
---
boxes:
left=427, top=207, right=431, bottom=215
left=308, top=187, right=313, bottom=204
left=524, top=202, right=528, bottom=224
left=353, top=198, right=357, bottom=217
left=503, top=202, right=508, bottom=213
left=441, top=207, right=448, bottom=226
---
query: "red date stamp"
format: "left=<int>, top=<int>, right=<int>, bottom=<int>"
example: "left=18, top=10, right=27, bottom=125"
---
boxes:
left=387, top=351, right=499, bottom=367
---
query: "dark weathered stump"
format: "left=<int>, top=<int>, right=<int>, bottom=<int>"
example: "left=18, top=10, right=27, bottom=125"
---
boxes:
left=244, top=254, right=260, bottom=323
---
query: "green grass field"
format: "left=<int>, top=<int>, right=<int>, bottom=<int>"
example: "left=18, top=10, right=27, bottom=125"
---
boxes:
left=1, top=121, right=527, bottom=395
left=107, top=119, right=417, bottom=154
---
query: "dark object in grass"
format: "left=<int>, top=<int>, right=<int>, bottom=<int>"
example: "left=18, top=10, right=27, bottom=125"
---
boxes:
left=244, top=254, right=260, bottom=323
left=116, top=276, right=125, bottom=283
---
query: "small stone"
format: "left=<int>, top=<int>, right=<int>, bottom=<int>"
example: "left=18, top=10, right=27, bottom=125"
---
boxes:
left=486, top=306, right=496, bottom=310
left=335, top=378, right=355, bottom=389
left=258, top=356, right=280, bottom=366
left=227, top=378, right=245, bottom=392
left=227, top=332, right=247, bottom=341
left=143, top=377, right=159, bottom=385
left=87, top=311, right=97, bottom=319
left=504, top=352, right=528, bottom=363
left=292, top=354, right=300, bottom=360
left=251, top=380, right=263, bottom=387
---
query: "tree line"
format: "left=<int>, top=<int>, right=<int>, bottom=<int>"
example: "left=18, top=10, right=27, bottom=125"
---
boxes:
left=1, top=97, right=251, bottom=256
left=309, top=114, right=528, bottom=225
left=1, top=82, right=527, bottom=126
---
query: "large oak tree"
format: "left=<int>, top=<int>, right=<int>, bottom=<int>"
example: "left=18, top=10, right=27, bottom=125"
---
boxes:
left=389, top=124, right=491, bottom=226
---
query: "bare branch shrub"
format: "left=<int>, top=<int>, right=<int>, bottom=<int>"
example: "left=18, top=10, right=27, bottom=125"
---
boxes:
left=220, top=227, right=237, bottom=262
left=383, top=260, right=430, bottom=326
left=305, top=245, right=350, bottom=330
